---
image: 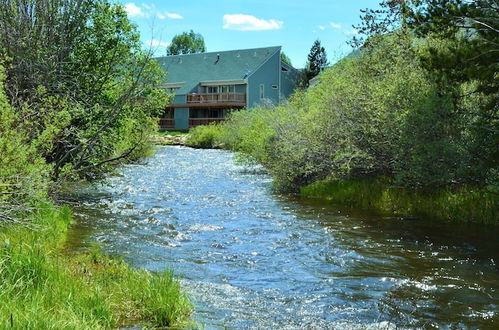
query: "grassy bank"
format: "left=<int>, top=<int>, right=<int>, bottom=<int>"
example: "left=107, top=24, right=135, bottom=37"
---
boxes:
left=0, top=203, right=192, bottom=329
left=301, top=179, right=498, bottom=225
left=151, top=130, right=189, bottom=146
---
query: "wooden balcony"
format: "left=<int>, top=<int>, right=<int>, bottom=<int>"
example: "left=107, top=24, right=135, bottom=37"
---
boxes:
left=187, top=93, right=246, bottom=105
left=159, top=118, right=175, bottom=130
left=189, top=118, right=225, bottom=128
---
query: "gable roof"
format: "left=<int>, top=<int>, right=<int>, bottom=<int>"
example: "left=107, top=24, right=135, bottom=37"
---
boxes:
left=155, top=46, right=281, bottom=94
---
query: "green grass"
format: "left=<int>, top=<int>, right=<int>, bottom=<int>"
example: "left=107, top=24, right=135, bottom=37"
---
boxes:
left=157, top=130, right=189, bottom=136
left=0, top=203, right=192, bottom=329
left=301, top=178, right=499, bottom=225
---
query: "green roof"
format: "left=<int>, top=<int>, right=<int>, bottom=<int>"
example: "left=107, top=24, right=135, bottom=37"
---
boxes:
left=155, top=46, right=281, bottom=94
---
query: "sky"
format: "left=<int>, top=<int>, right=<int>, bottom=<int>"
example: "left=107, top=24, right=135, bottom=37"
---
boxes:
left=116, top=0, right=383, bottom=68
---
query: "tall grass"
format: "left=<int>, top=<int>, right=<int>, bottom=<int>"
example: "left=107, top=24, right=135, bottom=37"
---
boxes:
left=301, top=179, right=499, bottom=225
left=0, top=203, right=192, bottom=329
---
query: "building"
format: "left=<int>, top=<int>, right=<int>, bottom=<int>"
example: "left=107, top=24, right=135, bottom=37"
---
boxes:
left=155, top=46, right=299, bottom=130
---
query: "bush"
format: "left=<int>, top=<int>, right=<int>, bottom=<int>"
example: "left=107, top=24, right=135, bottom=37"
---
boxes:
left=0, top=64, right=50, bottom=214
left=216, top=31, right=496, bottom=192
left=185, top=123, right=223, bottom=148
left=212, top=31, right=497, bottom=223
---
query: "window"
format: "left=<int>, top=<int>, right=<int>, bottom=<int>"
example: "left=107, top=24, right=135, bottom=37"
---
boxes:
left=259, top=84, right=265, bottom=99
left=221, top=85, right=235, bottom=93
left=207, top=86, right=218, bottom=94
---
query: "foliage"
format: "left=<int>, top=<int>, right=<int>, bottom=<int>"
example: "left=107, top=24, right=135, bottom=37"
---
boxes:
left=280, top=52, right=293, bottom=66
left=0, top=0, right=170, bottom=181
left=212, top=27, right=497, bottom=224
left=354, top=0, right=498, bottom=97
left=305, top=40, right=328, bottom=82
left=167, top=29, right=206, bottom=56
left=157, top=130, right=189, bottom=136
left=0, top=64, right=51, bottom=227
left=0, top=203, right=192, bottom=328
left=185, top=123, right=223, bottom=148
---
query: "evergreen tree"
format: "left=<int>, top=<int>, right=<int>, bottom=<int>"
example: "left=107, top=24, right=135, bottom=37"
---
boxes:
left=305, top=40, right=328, bottom=81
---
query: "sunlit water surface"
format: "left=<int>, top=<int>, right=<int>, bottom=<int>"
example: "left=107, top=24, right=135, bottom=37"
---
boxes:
left=69, top=146, right=498, bottom=329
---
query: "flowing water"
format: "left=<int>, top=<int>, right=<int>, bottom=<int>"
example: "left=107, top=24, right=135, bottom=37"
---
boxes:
left=69, top=146, right=498, bottom=329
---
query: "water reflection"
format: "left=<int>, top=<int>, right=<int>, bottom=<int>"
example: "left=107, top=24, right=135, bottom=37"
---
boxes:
left=68, top=146, right=499, bottom=329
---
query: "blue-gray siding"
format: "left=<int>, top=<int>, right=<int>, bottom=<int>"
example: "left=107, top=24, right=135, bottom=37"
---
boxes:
left=247, top=50, right=280, bottom=107
left=280, top=68, right=300, bottom=101
left=174, top=108, right=189, bottom=129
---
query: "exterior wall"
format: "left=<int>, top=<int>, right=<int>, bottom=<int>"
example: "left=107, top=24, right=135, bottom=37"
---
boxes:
left=247, top=50, right=280, bottom=108
left=280, top=68, right=300, bottom=100
left=173, top=94, right=186, bottom=104
left=174, top=108, right=189, bottom=129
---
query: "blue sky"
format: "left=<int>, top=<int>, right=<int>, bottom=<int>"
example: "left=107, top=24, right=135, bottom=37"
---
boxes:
left=117, top=1, right=382, bottom=68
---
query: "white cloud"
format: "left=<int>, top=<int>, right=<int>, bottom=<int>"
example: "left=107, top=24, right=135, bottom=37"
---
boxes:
left=148, top=39, right=170, bottom=47
left=318, top=25, right=326, bottom=30
left=124, top=3, right=145, bottom=17
left=344, top=28, right=359, bottom=35
left=330, top=22, right=342, bottom=29
left=124, top=3, right=183, bottom=20
left=223, top=14, right=283, bottom=31
left=157, top=12, right=183, bottom=20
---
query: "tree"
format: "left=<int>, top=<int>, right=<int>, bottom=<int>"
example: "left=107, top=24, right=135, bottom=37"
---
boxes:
left=280, top=52, right=292, bottom=66
left=0, top=0, right=169, bottom=180
left=305, top=40, right=328, bottom=81
left=353, top=0, right=498, bottom=95
left=167, top=30, right=206, bottom=56
left=352, top=0, right=498, bottom=185
left=406, top=0, right=498, bottom=96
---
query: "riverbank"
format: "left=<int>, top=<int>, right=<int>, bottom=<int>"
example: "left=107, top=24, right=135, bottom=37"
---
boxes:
left=301, top=179, right=498, bottom=225
left=161, top=124, right=498, bottom=225
left=151, top=127, right=223, bottom=149
left=151, top=131, right=189, bottom=146
left=0, top=203, right=192, bottom=329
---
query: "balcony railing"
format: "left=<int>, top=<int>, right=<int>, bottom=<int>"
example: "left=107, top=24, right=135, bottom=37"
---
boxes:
left=189, top=118, right=225, bottom=128
left=159, top=118, right=175, bottom=130
left=187, top=93, right=246, bottom=104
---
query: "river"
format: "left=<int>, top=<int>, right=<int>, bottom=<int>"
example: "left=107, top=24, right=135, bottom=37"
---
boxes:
left=68, top=146, right=498, bottom=329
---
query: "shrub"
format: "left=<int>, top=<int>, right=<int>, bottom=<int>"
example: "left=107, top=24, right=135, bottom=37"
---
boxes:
left=185, top=123, right=223, bottom=148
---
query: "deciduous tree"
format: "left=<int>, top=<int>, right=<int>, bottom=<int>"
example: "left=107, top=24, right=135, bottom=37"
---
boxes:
left=280, top=52, right=292, bottom=66
left=0, top=0, right=169, bottom=180
left=167, top=30, right=206, bottom=55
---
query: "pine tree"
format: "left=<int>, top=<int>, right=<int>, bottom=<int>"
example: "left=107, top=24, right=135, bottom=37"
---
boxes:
left=306, top=40, right=328, bottom=81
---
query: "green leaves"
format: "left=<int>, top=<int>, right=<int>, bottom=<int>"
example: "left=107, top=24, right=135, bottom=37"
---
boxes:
left=166, top=30, right=206, bottom=56
left=0, top=0, right=171, bottom=181
left=215, top=28, right=495, bottom=192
